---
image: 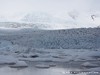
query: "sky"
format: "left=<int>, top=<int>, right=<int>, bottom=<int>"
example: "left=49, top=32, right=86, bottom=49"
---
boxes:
left=0, top=0, right=100, bottom=28
left=0, top=0, right=100, bottom=15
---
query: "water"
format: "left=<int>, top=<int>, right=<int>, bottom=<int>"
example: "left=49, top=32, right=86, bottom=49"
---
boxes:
left=0, top=66, right=86, bottom=75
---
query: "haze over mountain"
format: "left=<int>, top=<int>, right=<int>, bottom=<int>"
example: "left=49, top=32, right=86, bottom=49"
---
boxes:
left=0, top=11, right=100, bottom=29
left=0, top=0, right=100, bottom=29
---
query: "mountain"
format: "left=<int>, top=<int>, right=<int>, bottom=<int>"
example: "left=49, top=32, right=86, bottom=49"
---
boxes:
left=0, top=22, right=63, bottom=29
left=21, top=12, right=66, bottom=24
left=0, top=11, right=100, bottom=29
left=0, top=16, right=8, bottom=22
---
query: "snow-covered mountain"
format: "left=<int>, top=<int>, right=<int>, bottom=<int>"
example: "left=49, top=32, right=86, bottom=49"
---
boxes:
left=21, top=12, right=73, bottom=29
left=0, top=11, right=100, bottom=29
left=21, top=12, right=54, bottom=23
left=0, top=16, right=8, bottom=22
left=0, top=12, right=75, bottom=29
left=0, top=22, right=65, bottom=29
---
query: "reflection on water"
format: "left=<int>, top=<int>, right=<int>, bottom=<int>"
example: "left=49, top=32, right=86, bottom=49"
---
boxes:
left=0, top=66, right=86, bottom=75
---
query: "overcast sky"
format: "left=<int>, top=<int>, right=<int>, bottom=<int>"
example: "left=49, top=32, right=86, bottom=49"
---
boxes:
left=0, top=0, right=100, bottom=28
left=0, top=0, right=100, bottom=16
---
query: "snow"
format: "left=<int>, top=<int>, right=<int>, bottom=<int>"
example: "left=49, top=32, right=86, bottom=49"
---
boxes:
left=35, top=64, right=50, bottom=69
left=9, top=61, right=28, bottom=68
left=81, top=62, right=99, bottom=67
left=0, top=55, right=17, bottom=65
left=19, top=53, right=39, bottom=58
left=88, top=52, right=100, bottom=58
left=1, top=11, right=100, bottom=29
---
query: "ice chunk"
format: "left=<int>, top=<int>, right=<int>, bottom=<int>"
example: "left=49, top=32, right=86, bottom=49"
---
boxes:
left=19, top=53, right=39, bottom=58
left=9, top=61, right=28, bottom=68
left=81, top=62, right=99, bottom=68
left=0, top=55, right=17, bottom=65
left=35, top=64, right=50, bottom=69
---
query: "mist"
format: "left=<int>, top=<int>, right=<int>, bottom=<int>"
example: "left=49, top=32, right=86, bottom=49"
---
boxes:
left=0, top=0, right=100, bottom=28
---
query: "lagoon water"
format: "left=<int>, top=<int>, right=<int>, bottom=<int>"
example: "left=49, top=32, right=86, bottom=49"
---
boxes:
left=0, top=66, right=86, bottom=75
